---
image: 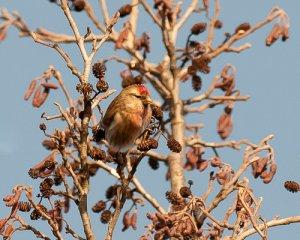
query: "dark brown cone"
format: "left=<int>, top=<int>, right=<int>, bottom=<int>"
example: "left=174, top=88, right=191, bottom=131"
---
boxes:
left=39, top=123, right=46, bottom=131
left=105, top=185, right=117, bottom=199
left=191, top=22, right=207, bottom=35
left=284, top=181, right=300, bottom=193
left=152, top=105, right=163, bottom=122
left=192, top=75, right=202, bottom=91
left=214, top=19, right=223, bottom=29
left=18, top=201, right=31, bottom=212
left=118, top=4, right=132, bottom=18
left=167, top=138, right=182, bottom=153
left=100, top=210, right=112, bottom=224
left=76, top=83, right=93, bottom=95
left=42, top=139, right=56, bottom=150
left=92, top=128, right=105, bottom=142
left=74, top=0, right=85, bottom=11
left=187, top=65, right=197, bottom=76
left=148, top=157, right=159, bottom=170
left=96, top=80, right=109, bottom=92
left=92, top=200, right=106, bottom=213
left=90, top=148, right=106, bottom=160
left=137, top=139, right=158, bottom=151
left=92, top=61, right=106, bottom=79
left=179, top=186, right=192, bottom=198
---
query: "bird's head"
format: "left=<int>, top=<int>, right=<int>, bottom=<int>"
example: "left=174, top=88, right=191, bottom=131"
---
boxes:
left=124, top=84, right=152, bottom=106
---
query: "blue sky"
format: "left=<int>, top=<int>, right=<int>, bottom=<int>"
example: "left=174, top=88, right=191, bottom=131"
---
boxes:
left=1, top=1, right=299, bottom=239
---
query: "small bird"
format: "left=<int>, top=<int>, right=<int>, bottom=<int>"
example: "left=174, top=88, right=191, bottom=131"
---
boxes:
left=101, top=84, right=152, bottom=153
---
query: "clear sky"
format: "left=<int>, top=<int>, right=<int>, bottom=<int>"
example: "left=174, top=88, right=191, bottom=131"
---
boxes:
left=0, top=1, right=299, bottom=239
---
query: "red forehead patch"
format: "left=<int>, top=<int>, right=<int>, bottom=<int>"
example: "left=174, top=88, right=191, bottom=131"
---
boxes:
left=137, top=85, right=150, bottom=95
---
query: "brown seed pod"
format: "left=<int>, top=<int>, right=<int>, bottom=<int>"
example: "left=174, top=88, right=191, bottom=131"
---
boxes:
left=197, top=159, right=209, bottom=172
left=235, top=22, right=250, bottom=34
left=115, top=25, right=130, bottom=50
left=32, top=87, right=50, bottom=108
left=38, top=88, right=50, bottom=107
left=18, top=201, right=32, bottom=212
left=122, top=210, right=131, bottom=231
left=76, top=83, right=93, bottom=95
left=217, top=113, right=233, bottom=140
left=42, top=139, right=56, bottom=150
left=179, top=186, right=192, bottom=198
left=185, top=147, right=203, bottom=169
left=214, top=19, right=223, bottom=29
left=0, top=218, right=8, bottom=235
left=118, top=4, right=132, bottom=18
left=32, top=85, right=42, bottom=107
left=131, top=210, right=137, bottom=230
left=0, top=30, right=7, bottom=43
left=192, top=54, right=211, bottom=74
left=255, top=157, right=268, bottom=178
left=92, top=61, right=106, bottom=79
left=192, top=75, right=202, bottom=91
left=24, top=80, right=37, bottom=100
left=203, top=0, right=209, bottom=9
left=190, top=22, right=207, bottom=35
left=74, top=0, right=85, bottom=12
left=284, top=181, right=300, bottom=193
left=105, top=185, right=117, bottom=199
left=3, top=195, right=13, bottom=202
left=96, top=80, right=109, bottom=92
left=266, top=23, right=280, bottom=46
left=137, top=139, right=158, bottom=151
left=187, top=65, right=197, bottom=76
left=148, top=157, right=159, bottom=170
left=167, top=138, right=182, bottom=153
left=216, top=170, right=230, bottom=185
left=6, top=189, right=23, bottom=207
left=281, top=26, right=289, bottom=41
left=262, top=163, right=277, bottom=184
left=152, top=105, right=163, bottom=122
left=100, top=210, right=112, bottom=224
left=3, top=223, right=14, bottom=240
left=41, top=82, right=59, bottom=89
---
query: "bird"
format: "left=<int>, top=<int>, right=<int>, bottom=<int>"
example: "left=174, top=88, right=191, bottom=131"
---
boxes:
left=101, top=84, right=152, bottom=153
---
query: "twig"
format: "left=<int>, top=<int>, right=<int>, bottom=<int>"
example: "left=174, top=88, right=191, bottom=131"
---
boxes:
left=15, top=216, right=51, bottom=240
left=139, top=0, right=162, bottom=27
left=60, top=0, right=88, bottom=62
left=31, top=33, right=81, bottom=78
left=91, top=89, right=117, bottom=109
left=207, top=0, right=221, bottom=48
left=208, top=7, right=283, bottom=59
left=235, top=216, right=300, bottom=240
left=84, top=1, right=106, bottom=33
left=132, top=177, right=166, bottom=214
left=50, top=66, right=74, bottom=107
left=99, top=0, right=110, bottom=27
left=25, top=187, right=63, bottom=240
left=175, top=0, right=199, bottom=31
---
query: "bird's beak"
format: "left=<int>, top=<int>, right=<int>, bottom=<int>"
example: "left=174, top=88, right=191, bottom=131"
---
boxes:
left=142, top=96, right=152, bottom=105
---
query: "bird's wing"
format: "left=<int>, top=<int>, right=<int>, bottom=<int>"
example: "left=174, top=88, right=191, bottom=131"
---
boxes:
left=101, top=95, right=123, bottom=129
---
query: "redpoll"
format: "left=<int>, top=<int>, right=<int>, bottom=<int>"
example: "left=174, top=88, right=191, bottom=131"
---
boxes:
left=101, top=84, right=152, bottom=152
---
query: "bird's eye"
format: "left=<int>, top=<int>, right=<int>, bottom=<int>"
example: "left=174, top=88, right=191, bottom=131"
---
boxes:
left=134, top=94, right=142, bottom=99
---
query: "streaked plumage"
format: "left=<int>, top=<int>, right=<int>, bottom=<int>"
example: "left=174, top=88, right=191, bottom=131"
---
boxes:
left=101, top=84, right=152, bottom=152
